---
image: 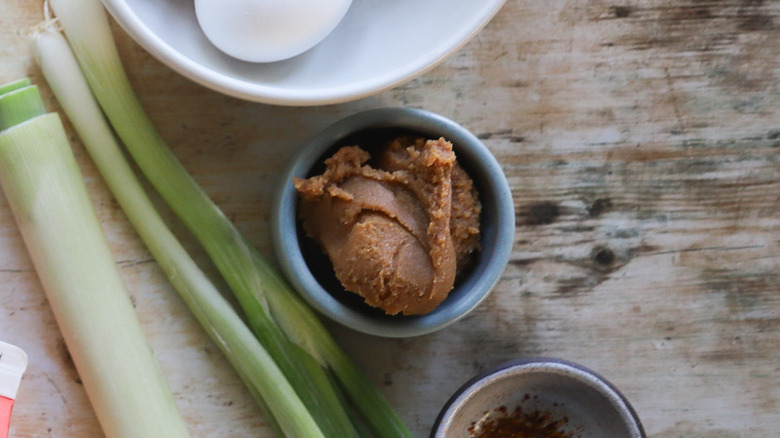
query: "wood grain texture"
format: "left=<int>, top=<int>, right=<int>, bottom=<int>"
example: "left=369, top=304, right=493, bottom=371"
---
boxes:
left=1, top=0, right=778, bottom=437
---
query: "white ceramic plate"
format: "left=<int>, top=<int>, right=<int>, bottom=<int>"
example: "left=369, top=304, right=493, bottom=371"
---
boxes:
left=101, top=0, right=506, bottom=106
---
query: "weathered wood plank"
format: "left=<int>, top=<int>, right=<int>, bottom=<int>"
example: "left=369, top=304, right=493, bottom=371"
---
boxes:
left=0, top=0, right=777, bottom=436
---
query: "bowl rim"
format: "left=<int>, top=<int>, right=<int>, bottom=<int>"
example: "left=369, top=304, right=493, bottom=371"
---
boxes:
left=430, top=357, right=647, bottom=438
left=271, top=107, right=515, bottom=337
left=101, top=0, right=507, bottom=106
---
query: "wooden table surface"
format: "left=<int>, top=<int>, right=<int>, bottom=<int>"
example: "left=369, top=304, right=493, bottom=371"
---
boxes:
left=1, top=0, right=778, bottom=436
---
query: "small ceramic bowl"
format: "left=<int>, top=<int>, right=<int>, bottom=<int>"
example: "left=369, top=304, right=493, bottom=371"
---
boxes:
left=431, top=358, right=646, bottom=438
left=271, top=107, right=514, bottom=337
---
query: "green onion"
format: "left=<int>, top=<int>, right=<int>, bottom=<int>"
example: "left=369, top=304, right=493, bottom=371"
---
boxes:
left=40, top=1, right=357, bottom=430
left=46, top=0, right=412, bottom=436
left=32, top=28, right=326, bottom=438
left=252, top=247, right=416, bottom=438
left=0, top=85, right=190, bottom=438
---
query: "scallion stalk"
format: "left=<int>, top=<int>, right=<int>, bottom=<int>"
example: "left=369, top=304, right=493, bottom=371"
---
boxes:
left=251, top=247, right=414, bottom=438
left=32, top=28, right=326, bottom=438
left=45, top=3, right=359, bottom=435
left=46, top=0, right=413, bottom=436
left=0, top=85, right=190, bottom=438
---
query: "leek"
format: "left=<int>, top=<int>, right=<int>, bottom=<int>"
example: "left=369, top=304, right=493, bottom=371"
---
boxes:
left=47, top=0, right=412, bottom=436
left=40, top=3, right=357, bottom=432
left=0, top=85, right=190, bottom=438
left=0, top=78, right=30, bottom=96
left=32, top=29, right=325, bottom=438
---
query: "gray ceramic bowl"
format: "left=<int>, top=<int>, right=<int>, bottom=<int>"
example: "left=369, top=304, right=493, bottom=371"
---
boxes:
left=431, top=358, right=646, bottom=438
left=271, top=107, right=514, bottom=337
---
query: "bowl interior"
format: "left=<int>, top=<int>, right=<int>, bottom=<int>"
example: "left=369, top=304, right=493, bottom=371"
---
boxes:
left=433, top=361, right=645, bottom=438
left=102, top=0, right=506, bottom=105
left=273, top=108, right=514, bottom=337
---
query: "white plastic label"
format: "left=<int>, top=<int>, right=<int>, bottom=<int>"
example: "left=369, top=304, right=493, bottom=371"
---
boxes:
left=0, top=341, right=27, bottom=400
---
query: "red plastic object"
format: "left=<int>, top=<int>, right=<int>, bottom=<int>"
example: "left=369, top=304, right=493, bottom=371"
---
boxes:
left=0, top=396, right=13, bottom=438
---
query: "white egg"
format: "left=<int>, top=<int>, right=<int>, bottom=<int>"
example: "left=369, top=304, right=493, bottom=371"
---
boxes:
left=195, top=0, right=353, bottom=63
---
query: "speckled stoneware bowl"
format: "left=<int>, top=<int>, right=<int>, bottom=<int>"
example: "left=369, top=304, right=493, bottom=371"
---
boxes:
left=431, top=358, right=646, bottom=438
left=271, top=107, right=514, bottom=337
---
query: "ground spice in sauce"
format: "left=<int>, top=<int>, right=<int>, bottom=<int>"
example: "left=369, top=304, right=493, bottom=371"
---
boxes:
left=470, top=405, right=578, bottom=438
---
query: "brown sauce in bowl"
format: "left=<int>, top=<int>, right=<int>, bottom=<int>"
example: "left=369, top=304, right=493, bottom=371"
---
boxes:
left=470, top=405, right=578, bottom=438
left=295, top=136, right=481, bottom=315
